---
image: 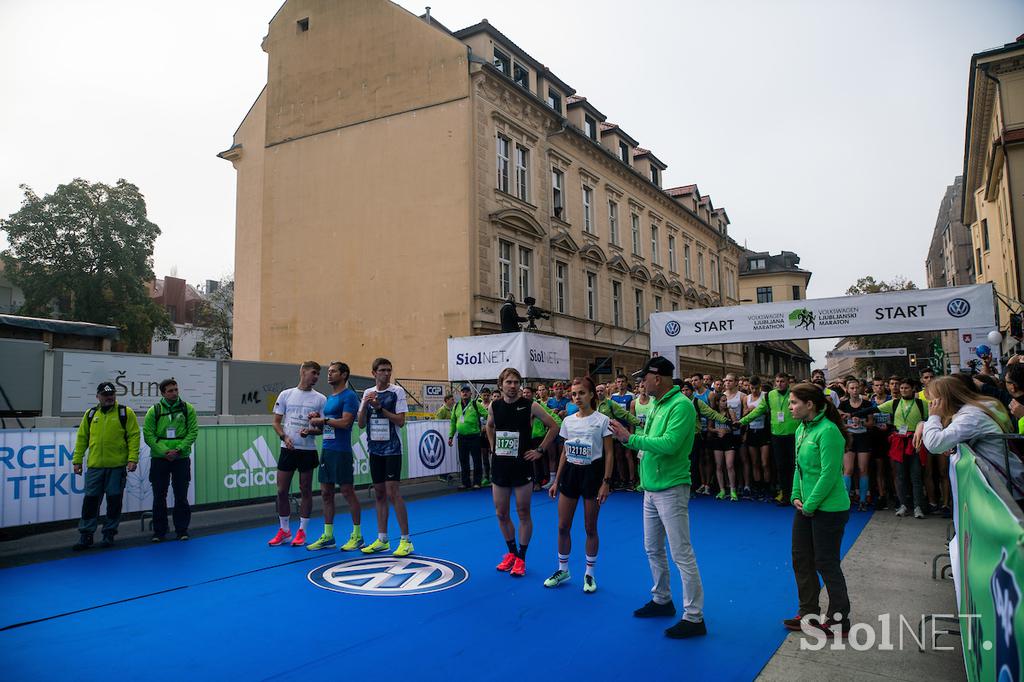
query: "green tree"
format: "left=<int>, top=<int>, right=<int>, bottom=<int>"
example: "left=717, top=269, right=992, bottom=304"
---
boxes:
left=191, top=276, right=233, bottom=359
left=0, top=179, right=172, bottom=351
left=841, top=276, right=934, bottom=377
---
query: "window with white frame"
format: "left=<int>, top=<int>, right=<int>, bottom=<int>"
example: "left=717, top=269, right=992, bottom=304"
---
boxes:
left=515, top=144, right=529, bottom=201
left=496, top=135, right=510, bottom=194
left=586, top=271, right=597, bottom=320
left=552, top=168, right=565, bottom=219
left=583, top=185, right=593, bottom=233
left=498, top=239, right=513, bottom=298
left=585, top=116, right=597, bottom=140
left=513, top=62, right=529, bottom=90
left=547, top=88, right=562, bottom=114
left=684, top=243, right=691, bottom=278
left=634, top=288, right=645, bottom=329
left=650, top=224, right=660, bottom=265
left=555, top=261, right=567, bottom=314
left=748, top=257, right=766, bottom=271
left=493, top=48, right=511, bottom=76
left=668, top=235, right=677, bottom=272
left=698, top=252, right=705, bottom=285
left=654, top=295, right=662, bottom=313
left=609, top=200, right=619, bottom=245
left=631, top=213, right=641, bottom=255
left=710, top=256, right=719, bottom=291
left=612, top=280, right=622, bottom=326
left=518, top=245, right=532, bottom=300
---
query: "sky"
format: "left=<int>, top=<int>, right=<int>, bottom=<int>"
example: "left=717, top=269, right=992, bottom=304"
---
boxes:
left=2, top=0, right=1022, bottom=365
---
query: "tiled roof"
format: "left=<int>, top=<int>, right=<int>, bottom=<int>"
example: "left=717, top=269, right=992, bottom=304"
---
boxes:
left=567, top=95, right=585, bottom=104
left=633, top=147, right=650, bottom=156
left=599, top=122, right=617, bottom=131
left=665, top=185, right=698, bottom=197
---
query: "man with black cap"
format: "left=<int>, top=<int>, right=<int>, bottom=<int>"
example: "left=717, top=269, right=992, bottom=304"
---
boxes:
left=449, top=384, right=485, bottom=489
left=71, top=382, right=141, bottom=550
left=609, top=356, right=707, bottom=639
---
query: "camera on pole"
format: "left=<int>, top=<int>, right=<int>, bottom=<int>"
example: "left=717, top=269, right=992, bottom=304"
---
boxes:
left=524, top=296, right=551, bottom=331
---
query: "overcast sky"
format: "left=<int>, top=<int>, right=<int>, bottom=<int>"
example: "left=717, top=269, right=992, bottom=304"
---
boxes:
left=2, top=0, right=1022, bottom=364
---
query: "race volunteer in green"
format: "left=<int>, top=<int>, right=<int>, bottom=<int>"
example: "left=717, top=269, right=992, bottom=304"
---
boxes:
left=448, top=384, right=486, bottom=489
left=785, top=383, right=851, bottom=639
left=307, top=362, right=363, bottom=551
left=526, top=385, right=562, bottom=489
left=72, top=382, right=141, bottom=551
left=143, top=378, right=199, bottom=542
left=609, top=356, right=707, bottom=640
left=739, top=372, right=799, bottom=506
left=875, top=378, right=929, bottom=519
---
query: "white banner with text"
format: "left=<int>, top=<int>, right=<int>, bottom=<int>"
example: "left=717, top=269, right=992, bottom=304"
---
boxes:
left=447, top=332, right=570, bottom=381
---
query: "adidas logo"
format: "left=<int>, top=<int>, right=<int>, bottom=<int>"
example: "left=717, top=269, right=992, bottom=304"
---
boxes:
left=224, top=436, right=278, bottom=489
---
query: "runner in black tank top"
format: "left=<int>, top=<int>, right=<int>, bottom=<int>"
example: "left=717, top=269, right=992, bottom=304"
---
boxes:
left=487, top=367, right=559, bottom=578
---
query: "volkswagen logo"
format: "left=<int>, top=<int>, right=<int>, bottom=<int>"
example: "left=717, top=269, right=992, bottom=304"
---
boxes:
left=308, top=556, right=469, bottom=596
left=418, top=429, right=446, bottom=469
left=665, top=320, right=682, bottom=337
left=947, top=298, right=971, bottom=318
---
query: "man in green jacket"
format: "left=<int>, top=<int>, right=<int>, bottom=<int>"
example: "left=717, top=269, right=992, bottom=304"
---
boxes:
left=435, top=394, right=454, bottom=420
left=609, top=357, right=707, bottom=641
left=143, top=378, right=199, bottom=541
left=72, top=382, right=141, bottom=550
left=739, top=372, right=799, bottom=506
left=448, top=385, right=485, bottom=489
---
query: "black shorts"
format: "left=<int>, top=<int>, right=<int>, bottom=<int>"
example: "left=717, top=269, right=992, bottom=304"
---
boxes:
left=848, top=432, right=872, bottom=453
left=278, top=447, right=318, bottom=473
left=491, top=455, right=533, bottom=488
left=746, top=428, right=769, bottom=448
left=558, top=460, right=605, bottom=499
left=319, top=449, right=354, bottom=486
left=369, top=454, right=402, bottom=484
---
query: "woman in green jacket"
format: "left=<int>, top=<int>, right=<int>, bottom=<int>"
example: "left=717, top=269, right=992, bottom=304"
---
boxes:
left=785, top=383, right=852, bottom=639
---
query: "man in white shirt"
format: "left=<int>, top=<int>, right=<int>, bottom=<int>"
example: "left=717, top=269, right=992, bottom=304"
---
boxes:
left=268, top=361, right=327, bottom=547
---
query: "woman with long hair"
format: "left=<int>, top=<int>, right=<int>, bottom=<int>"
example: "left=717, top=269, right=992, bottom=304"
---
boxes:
left=711, top=393, right=740, bottom=501
left=915, top=376, right=1024, bottom=499
left=839, top=377, right=875, bottom=511
left=784, top=383, right=852, bottom=639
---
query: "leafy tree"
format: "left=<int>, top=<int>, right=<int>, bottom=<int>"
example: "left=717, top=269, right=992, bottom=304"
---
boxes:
left=0, top=179, right=172, bottom=351
left=191, top=276, right=233, bottom=359
left=840, top=276, right=935, bottom=377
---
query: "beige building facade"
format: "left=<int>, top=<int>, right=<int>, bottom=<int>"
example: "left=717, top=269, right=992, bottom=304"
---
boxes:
left=963, top=35, right=1024, bottom=353
left=221, top=0, right=746, bottom=380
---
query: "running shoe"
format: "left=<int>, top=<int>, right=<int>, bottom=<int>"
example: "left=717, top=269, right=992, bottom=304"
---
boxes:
left=729, top=490, right=739, bottom=502
left=306, top=534, right=335, bottom=551
left=496, top=552, right=517, bottom=572
left=151, top=535, right=164, bottom=543
left=100, top=533, right=115, bottom=548
left=544, top=569, right=571, bottom=588
left=741, top=487, right=752, bottom=499
left=340, top=533, right=364, bottom=551
left=782, top=614, right=806, bottom=631
left=268, top=528, right=292, bottom=546
left=894, top=505, right=908, bottom=517
left=913, top=506, right=925, bottom=519
left=361, top=538, right=390, bottom=554
left=715, top=490, right=725, bottom=501
left=291, top=529, right=307, bottom=547
left=393, top=539, right=414, bottom=557
left=774, top=491, right=784, bottom=503
left=177, top=532, right=190, bottom=541
left=857, top=502, right=868, bottom=512
left=481, top=477, right=491, bottom=486
left=583, top=575, right=597, bottom=593
left=510, top=557, right=526, bottom=577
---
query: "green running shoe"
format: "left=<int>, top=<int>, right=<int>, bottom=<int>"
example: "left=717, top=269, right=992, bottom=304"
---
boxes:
left=306, top=534, right=336, bottom=551
left=729, top=490, right=739, bottom=502
left=583, top=574, right=597, bottom=593
left=361, top=538, right=390, bottom=554
left=481, top=477, right=491, bottom=486
left=543, top=569, right=571, bottom=588
left=340, top=533, right=364, bottom=551
left=393, top=539, right=415, bottom=557
left=715, top=490, right=725, bottom=501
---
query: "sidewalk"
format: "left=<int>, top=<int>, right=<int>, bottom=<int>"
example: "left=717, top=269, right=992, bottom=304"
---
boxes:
left=757, top=510, right=965, bottom=682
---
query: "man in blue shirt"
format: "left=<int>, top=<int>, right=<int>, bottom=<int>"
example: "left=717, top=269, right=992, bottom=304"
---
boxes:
left=307, top=362, right=363, bottom=551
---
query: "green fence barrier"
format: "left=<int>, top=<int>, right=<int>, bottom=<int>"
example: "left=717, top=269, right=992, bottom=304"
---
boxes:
left=955, top=444, right=1024, bottom=681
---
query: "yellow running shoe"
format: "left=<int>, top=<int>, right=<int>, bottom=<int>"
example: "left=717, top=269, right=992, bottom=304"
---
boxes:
left=393, top=539, right=415, bottom=557
left=306, top=534, right=335, bottom=551
left=361, top=538, right=390, bottom=554
left=340, top=533, right=364, bottom=551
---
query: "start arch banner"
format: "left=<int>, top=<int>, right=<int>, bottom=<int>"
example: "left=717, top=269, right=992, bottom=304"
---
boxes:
left=650, top=284, right=995, bottom=353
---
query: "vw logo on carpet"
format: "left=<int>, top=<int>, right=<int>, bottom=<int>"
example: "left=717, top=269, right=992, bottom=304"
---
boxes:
left=947, top=298, right=971, bottom=318
left=308, top=556, right=469, bottom=596
left=418, top=429, right=445, bottom=469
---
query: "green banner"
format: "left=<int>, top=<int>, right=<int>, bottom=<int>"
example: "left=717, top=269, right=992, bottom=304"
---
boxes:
left=193, top=424, right=408, bottom=504
left=955, top=444, right=1024, bottom=681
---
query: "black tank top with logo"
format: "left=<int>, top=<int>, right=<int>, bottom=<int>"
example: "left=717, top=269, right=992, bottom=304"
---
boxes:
left=491, top=396, right=534, bottom=459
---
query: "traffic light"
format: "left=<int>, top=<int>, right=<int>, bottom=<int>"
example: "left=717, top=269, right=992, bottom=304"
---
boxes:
left=909, top=354, right=917, bottom=368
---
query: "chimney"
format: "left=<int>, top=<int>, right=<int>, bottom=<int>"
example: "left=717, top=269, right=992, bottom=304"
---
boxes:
left=425, top=6, right=431, bottom=24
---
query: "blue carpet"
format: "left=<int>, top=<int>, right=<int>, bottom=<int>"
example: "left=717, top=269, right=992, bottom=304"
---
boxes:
left=0, top=490, right=870, bottom=681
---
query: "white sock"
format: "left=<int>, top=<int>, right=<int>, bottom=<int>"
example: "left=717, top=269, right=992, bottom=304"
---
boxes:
left=299, top=517, right=309, bottom=531
left=401, top=535, right=410, bottom=542
left=558, top=553, right=569, bottom=572
left=378, top=533, right=388, bottom=542
left=549, top=471, right=556, bottom=479
left=279, top=516, right=289, bottom=531
left=585, top=554, right=597, bottom=578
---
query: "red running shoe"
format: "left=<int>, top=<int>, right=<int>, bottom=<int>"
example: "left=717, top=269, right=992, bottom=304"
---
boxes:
left=496, top=552, right=517, bottom=572
left=510, top=557, right=526, bottom=577
left=268, top=528, right=291, bottom=546
left=291, top=529, right=307, bottom=546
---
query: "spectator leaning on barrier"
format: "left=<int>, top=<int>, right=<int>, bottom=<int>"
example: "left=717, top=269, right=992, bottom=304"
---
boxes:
left=143, top=378, right=199, bottom=542
left=72, top=382, right=141, bottom=551
left=449, top=384, right=485, bottom=490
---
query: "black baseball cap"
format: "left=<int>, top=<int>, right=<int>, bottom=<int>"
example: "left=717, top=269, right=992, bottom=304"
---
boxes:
left=460, top=384, right=472, bottom=391
left=631, top=356, right=675, bottom=379
left=96, top=382, right=116, bottom=395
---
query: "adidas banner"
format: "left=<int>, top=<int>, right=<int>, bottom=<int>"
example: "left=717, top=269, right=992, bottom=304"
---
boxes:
left=0, top=429, right=194, bottom=528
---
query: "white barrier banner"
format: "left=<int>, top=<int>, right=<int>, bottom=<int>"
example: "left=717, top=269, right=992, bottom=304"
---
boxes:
left=650, top=283, right=995, bottom=349
left=0, top=429, right=194, bottom=528
left=406, top=420, right=461, bottom=479
left=447, top=332, right=570, bottom=381
left=61, top=351, right=218, bottom=414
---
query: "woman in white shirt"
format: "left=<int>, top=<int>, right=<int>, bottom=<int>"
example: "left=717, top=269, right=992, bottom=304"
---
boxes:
left=545, top=376, right=614, bottom=594
left=915, top=376, right=1024, bottom=500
